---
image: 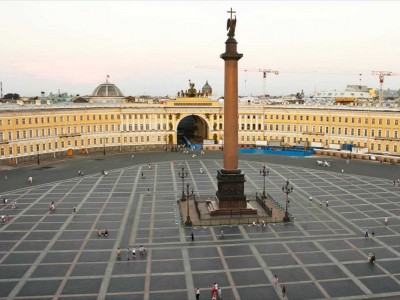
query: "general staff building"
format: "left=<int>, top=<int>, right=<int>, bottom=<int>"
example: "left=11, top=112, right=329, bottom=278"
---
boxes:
left=1, top=81, right=399, bottom=165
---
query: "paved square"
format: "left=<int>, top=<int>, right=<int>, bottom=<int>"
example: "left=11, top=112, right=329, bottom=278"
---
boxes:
left=1, top=155, right=400, bottom=299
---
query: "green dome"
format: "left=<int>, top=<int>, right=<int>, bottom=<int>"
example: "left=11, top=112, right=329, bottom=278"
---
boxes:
left=202, top=81, right=212, bottom=95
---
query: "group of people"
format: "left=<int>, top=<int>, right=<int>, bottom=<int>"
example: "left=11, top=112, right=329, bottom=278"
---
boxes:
left=273, top=275, right=286, bottom=297
left=117, top=246, right=146, bottom=260
left=210, top=282, right=222, bottom=300
left=393, top=179, right=400, bottom=186
left=1, top=214, right=10, bottom=223
left=177, top=144, right=206, bottom=156
left=309, top=197, right=329, bottom=207
left=49, top=202, right=55, bottom=211
left=363, top=216, right=390, bottom=264
left=251, top=218, right=267, bottom=229
left=368, top=252, right=376, bottom=264
left=97, top=228, right=109, bottom=237
left=11, top=201, right=18, bottom=209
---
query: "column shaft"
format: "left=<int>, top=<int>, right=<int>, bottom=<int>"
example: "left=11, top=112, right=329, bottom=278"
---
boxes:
left=223, top=60, right=239, bottom=170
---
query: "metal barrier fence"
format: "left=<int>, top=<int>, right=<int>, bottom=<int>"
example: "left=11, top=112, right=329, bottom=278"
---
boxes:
left=256, top=192, right=293, bottom=222
left=190, top=216, right=283, bottom=227
left=255, top=193, right=273, bottom=216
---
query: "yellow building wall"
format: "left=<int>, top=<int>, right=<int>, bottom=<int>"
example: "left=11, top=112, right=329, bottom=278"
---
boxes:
left=1, top=103, right=399, bottom=164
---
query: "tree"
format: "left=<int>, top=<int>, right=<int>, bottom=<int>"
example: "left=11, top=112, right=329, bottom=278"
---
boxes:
left=3, top=93, right=20, bottom=100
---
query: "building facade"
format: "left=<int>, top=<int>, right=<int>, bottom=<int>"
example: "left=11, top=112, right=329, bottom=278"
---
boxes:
left=1, top=97, right=400, bottom=165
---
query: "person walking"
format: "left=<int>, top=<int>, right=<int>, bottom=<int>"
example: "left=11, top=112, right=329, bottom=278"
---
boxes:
left=384, top=216, right=389, bottom=225
left=191, top=232, right=194, bottom=242
left=211, top=288, right=217, bottom=300
left=132, top=247, right=136, bottom=260
left=127, top=247, right=130, bottom=260
left=73, top=206, right=76, bottom=213
left=281, top=283, right=286, bottom=297
left=274, top=274, right=279, bottom=285
left=365, top=228, right=369, bottom=237
left=195, top=288, right=200, bottom=300
left=220, top=229, right=224, bottom=240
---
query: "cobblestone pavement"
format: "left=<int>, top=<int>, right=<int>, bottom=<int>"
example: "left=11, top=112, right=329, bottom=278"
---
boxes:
left=0, top=153, right=400, bottom=299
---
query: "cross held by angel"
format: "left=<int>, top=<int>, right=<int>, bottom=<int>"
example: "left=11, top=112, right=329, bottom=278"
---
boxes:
left=226, top=8, right=237, bottom=38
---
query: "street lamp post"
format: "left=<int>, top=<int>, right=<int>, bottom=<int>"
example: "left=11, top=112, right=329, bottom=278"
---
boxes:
left=349, top=141, right=353, bottom=160
left=178, top=166, right=188, bottom=201
left=282, top=179, right=293, bottom=222
left=185, top=183, right=193, bottom=226
left=36, top=144, right=40, bottom=165
left=259, top=165, right=269, bottom=199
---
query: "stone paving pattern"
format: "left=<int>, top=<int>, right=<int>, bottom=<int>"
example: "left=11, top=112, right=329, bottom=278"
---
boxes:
left=1, top=153, right=400, bottom=299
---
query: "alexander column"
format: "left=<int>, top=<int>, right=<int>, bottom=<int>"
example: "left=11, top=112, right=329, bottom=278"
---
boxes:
left=216, top=8, right=247, bottom=210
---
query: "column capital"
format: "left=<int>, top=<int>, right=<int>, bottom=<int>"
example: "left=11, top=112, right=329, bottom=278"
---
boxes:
left=220, top=37, right=243, bottom=61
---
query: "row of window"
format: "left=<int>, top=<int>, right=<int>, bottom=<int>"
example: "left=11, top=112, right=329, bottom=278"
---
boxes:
left=254, top=124, right=399, bottom=138
left=2, top=134, right=397, bottom=156
left=241, top=114, right=399, bottom=125
left=1, top=123, right=172, bottom=141
left=2, top=113, right=399, bottom=126
left=1, top=135, right=168, bottom=156
left=2, top=122, right=399, bottom=142
left=236, top=123, right=400, bottom=139
left=0, top=113, right=173, bottom=126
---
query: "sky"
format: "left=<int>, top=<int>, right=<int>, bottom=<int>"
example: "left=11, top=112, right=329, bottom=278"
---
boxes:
left=1, top=1, right=400, bottom=97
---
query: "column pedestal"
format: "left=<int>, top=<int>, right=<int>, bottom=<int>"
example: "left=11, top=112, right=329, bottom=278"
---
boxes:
left=216, top=169, right=246, bottom=208
left=213, top=169, right=256, bottom=215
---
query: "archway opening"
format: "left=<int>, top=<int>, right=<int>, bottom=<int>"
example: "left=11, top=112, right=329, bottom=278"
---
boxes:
left=177, top=115, right=208, bottom=148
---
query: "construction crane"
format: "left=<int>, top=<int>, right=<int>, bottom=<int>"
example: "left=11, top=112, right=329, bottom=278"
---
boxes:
left=242, top=68, right=279, bottom=98
left=371, top=71, right=400, bottom=103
